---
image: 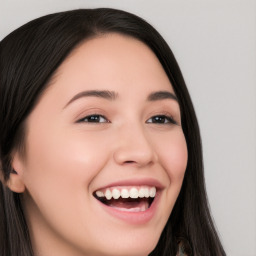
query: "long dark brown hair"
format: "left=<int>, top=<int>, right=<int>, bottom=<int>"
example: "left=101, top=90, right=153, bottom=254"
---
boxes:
left=0, top=8, right=226, bottom=256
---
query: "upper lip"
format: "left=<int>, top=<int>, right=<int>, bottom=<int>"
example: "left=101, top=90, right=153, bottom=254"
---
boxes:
left=93, top=178, right=164, bottom=192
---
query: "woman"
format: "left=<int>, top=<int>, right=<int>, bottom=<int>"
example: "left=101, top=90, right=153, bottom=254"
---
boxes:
left=0, top=8, right=226, bottom=256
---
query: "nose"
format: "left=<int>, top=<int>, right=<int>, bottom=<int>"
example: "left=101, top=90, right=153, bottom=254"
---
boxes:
left=113, top=123, right=158, bottom=167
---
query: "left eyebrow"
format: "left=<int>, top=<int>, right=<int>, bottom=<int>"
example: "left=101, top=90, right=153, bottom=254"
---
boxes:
left=147, top=91, right=178, bottom=102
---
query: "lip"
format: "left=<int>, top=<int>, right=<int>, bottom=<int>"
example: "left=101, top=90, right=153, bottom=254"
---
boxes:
left=93, top=178, right=163, bottom=225
left=96, top=190, right=161, bottom=225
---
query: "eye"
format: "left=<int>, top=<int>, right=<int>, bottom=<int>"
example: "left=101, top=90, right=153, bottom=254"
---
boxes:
left=146, top=115, right=177, bottom=125
left=77, top=114, right=109, bottom=123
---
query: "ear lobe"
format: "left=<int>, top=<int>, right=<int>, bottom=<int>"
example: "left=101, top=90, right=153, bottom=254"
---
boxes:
left=7, top=153, right=26, bottom=193
left=7, top=172, right=25, bottom=193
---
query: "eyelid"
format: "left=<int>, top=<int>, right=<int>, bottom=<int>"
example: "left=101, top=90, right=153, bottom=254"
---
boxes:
left=76, top=114, right=110, bottom=123
left=146, top=113, right=178, bottom=125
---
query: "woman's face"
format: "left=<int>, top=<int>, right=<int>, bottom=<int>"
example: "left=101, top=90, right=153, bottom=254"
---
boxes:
left=13, top=34, right=187, bottom=256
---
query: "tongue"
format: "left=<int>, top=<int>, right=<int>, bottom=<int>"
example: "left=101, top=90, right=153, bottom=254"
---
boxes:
left=108, top=199, right=149, bottom=212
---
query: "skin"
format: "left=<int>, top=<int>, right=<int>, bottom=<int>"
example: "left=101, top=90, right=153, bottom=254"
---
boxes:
left=10, top=34, right=188, bottom=256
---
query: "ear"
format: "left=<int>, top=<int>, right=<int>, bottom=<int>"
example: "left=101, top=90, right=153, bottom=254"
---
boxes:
left=7, top=152, right=26, bottom=193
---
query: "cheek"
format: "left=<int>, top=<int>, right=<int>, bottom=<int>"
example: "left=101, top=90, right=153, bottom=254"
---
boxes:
left=22, top=127, right=112, bottom=241
left=155, top=130, right=188, bottom=182
left=23, top=126, right=111, bottom=204
left=26, top=126, right=107, bottom=173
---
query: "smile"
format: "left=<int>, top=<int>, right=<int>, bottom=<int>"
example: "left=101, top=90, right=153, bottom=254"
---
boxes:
left=94, top=186, right=157, bottom=212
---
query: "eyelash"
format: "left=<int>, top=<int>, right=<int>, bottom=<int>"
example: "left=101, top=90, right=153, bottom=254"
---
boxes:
left=146, top=115, right=177, bottom=125
left=77, top=114, right=177, bottom=125
left=77, top=114, right=109, bottom=123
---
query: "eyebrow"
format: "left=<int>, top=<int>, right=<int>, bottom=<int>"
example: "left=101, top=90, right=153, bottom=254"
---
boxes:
left=64, top=89, right=178, bottom=109
left=64, top=90, right=118, bottom=108
left=147, top=91, right=178, bottom=102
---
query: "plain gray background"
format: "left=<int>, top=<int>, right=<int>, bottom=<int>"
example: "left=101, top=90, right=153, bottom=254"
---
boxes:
left=1, top=0, right=255, bottom=255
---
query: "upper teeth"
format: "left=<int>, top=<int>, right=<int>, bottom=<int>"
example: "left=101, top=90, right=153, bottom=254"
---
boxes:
left=95, top=186, right=156, bottom=200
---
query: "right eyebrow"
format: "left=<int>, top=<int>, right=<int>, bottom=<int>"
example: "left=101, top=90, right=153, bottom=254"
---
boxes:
left=63, top=90, right=118, bottom=109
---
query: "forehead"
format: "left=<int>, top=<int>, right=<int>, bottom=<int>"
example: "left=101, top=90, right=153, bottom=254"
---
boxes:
left=42, top=33, right=175, bottom=105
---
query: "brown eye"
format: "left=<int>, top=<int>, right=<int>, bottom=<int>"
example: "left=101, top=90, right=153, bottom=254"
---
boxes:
left=146, top=115, right=177, bottom=125
left=78, top=115, right=109, bottom=123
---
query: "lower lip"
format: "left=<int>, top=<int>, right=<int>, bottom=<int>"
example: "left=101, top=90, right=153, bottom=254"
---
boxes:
left=96, top=192, right=161, bottom=225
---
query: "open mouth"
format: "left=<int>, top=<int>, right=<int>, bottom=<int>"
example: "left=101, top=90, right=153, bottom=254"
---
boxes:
left=93, top=186, right=156, bottom=212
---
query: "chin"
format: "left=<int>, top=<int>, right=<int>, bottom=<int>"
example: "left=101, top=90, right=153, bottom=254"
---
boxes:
left=91, top=230, right=160, bottom=256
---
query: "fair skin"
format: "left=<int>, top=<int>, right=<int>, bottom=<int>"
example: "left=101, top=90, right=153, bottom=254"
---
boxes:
left=9, top=34, right=187, bottom=256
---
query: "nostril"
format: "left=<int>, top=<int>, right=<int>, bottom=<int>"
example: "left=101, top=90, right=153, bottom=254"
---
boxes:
left=124, top=160, right=135, bottom=164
